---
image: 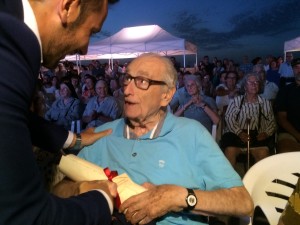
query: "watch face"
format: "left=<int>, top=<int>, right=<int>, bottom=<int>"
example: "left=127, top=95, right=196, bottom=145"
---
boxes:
left=187, top=195, right=197, bottom=206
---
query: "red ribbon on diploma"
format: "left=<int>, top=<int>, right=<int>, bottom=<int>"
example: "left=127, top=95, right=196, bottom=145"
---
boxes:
left=104, top=167, right=121, bottom=208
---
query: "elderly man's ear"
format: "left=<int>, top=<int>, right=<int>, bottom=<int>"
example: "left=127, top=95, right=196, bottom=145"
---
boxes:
left=59, top=0, right=81, bottom=25
left=161, top=87, right=176, bottom=106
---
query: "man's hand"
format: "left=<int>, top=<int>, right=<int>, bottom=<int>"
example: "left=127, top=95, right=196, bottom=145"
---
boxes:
left=53, top=178, right=117, bottom=201
left=79, top=180, right=117, bottom=203
left=119, top=184, right=186, bottom=224
left=80, top=127, right=112, bottom=148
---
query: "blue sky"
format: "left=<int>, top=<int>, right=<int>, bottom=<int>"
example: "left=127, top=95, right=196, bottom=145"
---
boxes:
left=93, top=0, right=300, bottom=64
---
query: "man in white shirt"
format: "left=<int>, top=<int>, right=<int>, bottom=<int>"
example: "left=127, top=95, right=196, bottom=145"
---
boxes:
left=279, top=52, right=294, bottom=87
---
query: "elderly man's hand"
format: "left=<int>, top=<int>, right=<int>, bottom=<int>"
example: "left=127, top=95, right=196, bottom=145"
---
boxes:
left=119, top=184, right=186, bottom=224
left=80, top=127, right=112, bottom=148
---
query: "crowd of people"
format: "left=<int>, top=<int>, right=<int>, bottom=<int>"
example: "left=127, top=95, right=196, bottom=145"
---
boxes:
left=43, top=51, right=300, bottom=224
left=40, top=52, right=300, bottom=168
left=39, top=60, right=125, bottom=131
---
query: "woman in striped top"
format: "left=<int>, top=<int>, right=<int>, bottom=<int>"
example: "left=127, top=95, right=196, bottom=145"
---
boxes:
left=221, top=72, right=277, bottom=169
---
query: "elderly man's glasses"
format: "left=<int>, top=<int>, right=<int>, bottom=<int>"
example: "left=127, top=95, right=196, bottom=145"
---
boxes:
left=124, top=73, right=167, bottom=90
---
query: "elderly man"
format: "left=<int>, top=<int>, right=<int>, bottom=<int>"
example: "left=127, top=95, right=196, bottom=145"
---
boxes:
left=82, top=79, right=121, bottom=128
left=275, top=58, right=300, bottom=153
left=54, top=53, right=253, bottom=225
left=0, top=0, right=119, bottom=225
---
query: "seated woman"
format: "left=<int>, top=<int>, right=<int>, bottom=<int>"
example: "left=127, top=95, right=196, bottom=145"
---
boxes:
left=45, top=82, right=81, bottom=131
left=174, top=74, right=220, bottom=133
left=220, top=72, right=277, bottom=168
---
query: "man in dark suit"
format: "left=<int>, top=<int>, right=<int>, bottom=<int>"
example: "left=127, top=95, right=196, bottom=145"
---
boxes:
left=0, top=0, right=120, bottom=224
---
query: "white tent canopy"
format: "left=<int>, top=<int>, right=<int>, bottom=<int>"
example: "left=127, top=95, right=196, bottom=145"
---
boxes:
left=65, top=25, right=198, bottom=67
left=284, top=36, right=300, bottom=60
left=284, top=36, right=300, bottom=53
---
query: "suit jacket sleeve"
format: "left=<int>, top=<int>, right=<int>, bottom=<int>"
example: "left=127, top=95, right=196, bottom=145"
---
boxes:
left=29, top=111, right=69, bottom=153
left=0, top=8, right=111, bottom=225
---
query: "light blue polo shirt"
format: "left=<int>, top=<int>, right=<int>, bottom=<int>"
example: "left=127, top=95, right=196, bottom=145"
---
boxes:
left=78, top=112, right=243, bottom=225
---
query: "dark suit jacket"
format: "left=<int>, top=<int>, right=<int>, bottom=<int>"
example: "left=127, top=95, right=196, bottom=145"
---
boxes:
left=0, top=1, right=111, bottom=224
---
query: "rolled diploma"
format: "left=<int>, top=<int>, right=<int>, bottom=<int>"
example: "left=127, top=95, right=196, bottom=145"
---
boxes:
left=58, top=154, right=146, bottom=203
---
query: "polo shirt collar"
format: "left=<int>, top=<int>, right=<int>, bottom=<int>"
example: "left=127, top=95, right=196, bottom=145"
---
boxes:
left=123, top=111, right=168, bottom=140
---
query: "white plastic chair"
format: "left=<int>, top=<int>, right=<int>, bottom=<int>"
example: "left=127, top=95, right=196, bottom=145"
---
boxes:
left=240, top=152, right=300, bottom=225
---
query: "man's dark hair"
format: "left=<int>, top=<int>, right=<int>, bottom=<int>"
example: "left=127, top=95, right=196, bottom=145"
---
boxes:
left=73, top=0, right=119, bottom=27
left=108, top=0, right=120, bottom=3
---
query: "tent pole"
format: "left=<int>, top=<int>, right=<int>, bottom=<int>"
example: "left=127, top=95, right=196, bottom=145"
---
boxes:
left=284, top=51, right=286, bottom=61
left=79, top=55, right=81, bottom=75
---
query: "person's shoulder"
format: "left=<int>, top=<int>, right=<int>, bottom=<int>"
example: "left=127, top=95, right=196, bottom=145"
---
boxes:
left=113, top=90, right=119, bottom=97
left=106, top=95, right=118, bottom=102
left=86, top=95, right=97, bottom=104
left=231, top=95, right=243, bottom=101
left=280, top=82, right=297, bottom=94
left=258, top=95, right=271, bottom=103
left=176, top=86, right=186, bottom=94
left=94, top=118, right=124, bottom=133
left=51, top=98, right=61, bottom=106
left=202, top=94, right=215, bottom=102
left=287, top=82, right=298, bottom=88
left=0, top=12, right=40, bottom=71
left=73, top=98, right=81, bottom=104
left=165, top=113, right=207, bottom=131
left=269, top=81, right=279, bottom=90
left=228, top=95, right=243, bottom=106
left=216, top=83, right=226, bottom=89
left=278, top=63, right=284, bottom=70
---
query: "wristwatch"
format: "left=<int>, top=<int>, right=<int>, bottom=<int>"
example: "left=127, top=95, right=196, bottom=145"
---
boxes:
left=185, top=188, right=197, bottom=210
